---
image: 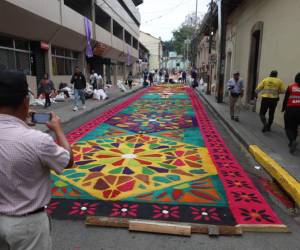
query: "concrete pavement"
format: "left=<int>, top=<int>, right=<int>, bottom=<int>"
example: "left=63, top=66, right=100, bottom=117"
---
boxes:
left=197, top=90, right=300, bottom=207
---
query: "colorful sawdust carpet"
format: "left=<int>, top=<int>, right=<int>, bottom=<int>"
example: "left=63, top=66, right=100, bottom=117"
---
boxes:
left=49, top=85, right=284, bottom=228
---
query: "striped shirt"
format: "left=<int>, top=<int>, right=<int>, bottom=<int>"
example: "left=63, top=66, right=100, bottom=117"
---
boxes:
left=0, top=114, right=70, bottom=216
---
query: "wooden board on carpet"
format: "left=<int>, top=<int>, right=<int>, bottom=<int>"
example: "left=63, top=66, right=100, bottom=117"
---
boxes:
left=237, top=224, right=290, bottom=233
left=129, top=220, right=191, bottom=236
left=85, top=216, right=243, bottom=236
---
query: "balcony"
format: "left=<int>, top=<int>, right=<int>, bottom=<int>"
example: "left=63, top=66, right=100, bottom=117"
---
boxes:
left=132, top=0, right=143, bottom=6
left=64, top=0, right=92, bottom=20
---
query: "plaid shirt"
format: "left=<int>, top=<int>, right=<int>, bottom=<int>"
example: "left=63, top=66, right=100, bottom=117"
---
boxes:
left=0, top=114, right=70, bottom=216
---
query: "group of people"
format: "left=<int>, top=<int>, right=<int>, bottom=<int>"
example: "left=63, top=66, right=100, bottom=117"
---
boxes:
left=227, top=70, right=300, bottom=154
left=38, top=66, right=109, bottom=112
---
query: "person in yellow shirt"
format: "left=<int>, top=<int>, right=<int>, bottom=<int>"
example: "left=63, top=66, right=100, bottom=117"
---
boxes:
left=256, top=70, right=285, bottom=132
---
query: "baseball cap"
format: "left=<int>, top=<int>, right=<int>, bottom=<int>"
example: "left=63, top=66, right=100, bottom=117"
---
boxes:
left=0, top=70, right=32, bottom=98
left=233, top=70, right=240, bottom=75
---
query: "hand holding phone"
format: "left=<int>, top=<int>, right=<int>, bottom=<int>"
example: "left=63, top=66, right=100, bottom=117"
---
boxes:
left=46, top=112, right=62, bottom=133
left=31, top=112, right=52, bottom=124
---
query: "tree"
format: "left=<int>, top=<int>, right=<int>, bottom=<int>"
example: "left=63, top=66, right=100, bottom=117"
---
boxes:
left=162, top=40, right=174, bottom=57
left=170, top=12, right=202, bottom=56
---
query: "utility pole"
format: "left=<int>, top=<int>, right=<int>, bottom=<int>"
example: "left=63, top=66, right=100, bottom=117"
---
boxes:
left=216, top=0, right=227, bottom=103
left=195, top=0, right=198, bottom=26
left=207, top=0, right=214, bottom=95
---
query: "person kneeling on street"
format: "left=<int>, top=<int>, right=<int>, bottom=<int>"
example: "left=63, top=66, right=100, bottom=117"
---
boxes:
left=0, top=70, right=74, bottom=250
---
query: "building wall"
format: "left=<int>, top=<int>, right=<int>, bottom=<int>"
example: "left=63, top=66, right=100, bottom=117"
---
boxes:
left=139, top=32, right=162, bottom=70
left=225, top=0, right=300, bottom=127
left=0, top=0, right=141, bottom=93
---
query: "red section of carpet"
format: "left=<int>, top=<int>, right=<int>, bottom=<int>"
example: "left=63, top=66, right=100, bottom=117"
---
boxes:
left=187, top=88, right=283, bottom=225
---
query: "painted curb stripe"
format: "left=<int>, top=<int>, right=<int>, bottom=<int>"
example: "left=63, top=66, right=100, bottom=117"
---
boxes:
left=249, top=145, right=300, bottom=207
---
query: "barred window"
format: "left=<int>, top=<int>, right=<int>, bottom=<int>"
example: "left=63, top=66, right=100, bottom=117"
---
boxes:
left=0, top=35, right=31, bottom=75
left=52, top=46, right=79, bottom=75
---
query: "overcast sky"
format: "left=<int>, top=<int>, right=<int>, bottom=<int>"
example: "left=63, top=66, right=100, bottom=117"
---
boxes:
left=138, top=0, right=210, bottom=41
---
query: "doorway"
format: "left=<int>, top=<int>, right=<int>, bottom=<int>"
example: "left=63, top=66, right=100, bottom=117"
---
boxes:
left=247, top=22, right=263, bottom=102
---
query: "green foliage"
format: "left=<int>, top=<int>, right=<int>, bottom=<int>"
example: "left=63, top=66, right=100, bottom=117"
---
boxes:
left=172, top=25, right=195, bottom=55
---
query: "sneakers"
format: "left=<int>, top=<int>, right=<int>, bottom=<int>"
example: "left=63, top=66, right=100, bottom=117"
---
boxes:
left=73, top=106, right=78, bottom=112
left=262, top=123, right=271, bottom=133
left=262, top=124, right=268, bottom=133
left=289, top=141, right=298, bottom=154
left=234, top=117, right=239, bottom=122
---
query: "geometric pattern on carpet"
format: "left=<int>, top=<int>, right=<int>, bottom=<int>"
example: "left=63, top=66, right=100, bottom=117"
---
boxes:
left=57, top=134, right=220, bottom=202
left=105, top=112, right=198, bottom=133
left=50, top=84, right=284, bottom=228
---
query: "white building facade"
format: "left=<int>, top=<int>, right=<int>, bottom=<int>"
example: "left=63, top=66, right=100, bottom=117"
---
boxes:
left=139, top=31, right=162, bottom=71
left=0, top=0, right=143, bottom=94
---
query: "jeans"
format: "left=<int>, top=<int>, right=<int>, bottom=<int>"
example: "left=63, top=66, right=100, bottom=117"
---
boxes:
left=74, top=89, right=85, bottom=107
left=44, top=93, right=51, bottom=108
left=259, top=97, right=278, bottom=126
left=284, top=108, right=300, bottom=143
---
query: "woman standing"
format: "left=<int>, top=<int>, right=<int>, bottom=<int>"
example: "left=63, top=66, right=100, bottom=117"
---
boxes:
left=127, top=71, right=133, bottom=89
left=282, top=72, right=300, bottom=154
left=39, top=73, right=55, bottom=108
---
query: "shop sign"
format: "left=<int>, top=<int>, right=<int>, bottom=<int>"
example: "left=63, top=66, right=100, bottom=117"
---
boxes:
left=93, top=42, right=107, bottom=56
left=40, top=41, right=49, bottom=50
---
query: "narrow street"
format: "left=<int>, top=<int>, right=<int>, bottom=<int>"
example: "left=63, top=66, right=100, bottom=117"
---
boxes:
left=48, top=85, right=300, bottom=250
left=1, top=1, right=300, bottom=250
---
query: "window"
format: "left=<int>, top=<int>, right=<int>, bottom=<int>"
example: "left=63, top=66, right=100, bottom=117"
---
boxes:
left=0, top=35, right=31, bottom=74
left=52, top=46, right=79, bottom=75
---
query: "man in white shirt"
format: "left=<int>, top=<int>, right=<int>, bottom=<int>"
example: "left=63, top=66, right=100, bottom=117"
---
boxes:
left=227, top=71, right=244, bottom=122
left=0, top=70, right=73, bottom=250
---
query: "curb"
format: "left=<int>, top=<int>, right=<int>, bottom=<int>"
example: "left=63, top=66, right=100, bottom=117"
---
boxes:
left=249, top=145, right=300, bottom=207
left=42, top=87, right=143, bottom=133
left=197, top=90, right=300, bottom=207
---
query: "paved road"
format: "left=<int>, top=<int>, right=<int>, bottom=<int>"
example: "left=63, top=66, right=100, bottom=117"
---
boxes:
left=50, top=93, right=300, bottom=250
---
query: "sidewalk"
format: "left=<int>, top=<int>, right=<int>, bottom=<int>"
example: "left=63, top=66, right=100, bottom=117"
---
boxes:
left=31, top=84, right=143, bottom=133
left=197, top=90, right=300, bottom=206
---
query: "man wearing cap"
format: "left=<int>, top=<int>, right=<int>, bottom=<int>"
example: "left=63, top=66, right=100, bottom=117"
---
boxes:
left=0, top=70, right=74, bottom=249
left=256, top=70, right=285, bottom=132
left=227, top=71, right=244, bottom=122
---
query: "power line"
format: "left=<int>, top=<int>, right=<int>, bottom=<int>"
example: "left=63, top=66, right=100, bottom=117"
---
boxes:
left=142, top=0, right=194, bottom=24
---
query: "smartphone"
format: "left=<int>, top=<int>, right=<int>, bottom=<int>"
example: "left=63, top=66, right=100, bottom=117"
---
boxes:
left=31, top=112, right=52, bottom=124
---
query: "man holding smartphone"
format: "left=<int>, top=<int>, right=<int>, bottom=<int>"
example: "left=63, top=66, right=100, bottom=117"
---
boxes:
left=0, top=70, right=74, bottom=250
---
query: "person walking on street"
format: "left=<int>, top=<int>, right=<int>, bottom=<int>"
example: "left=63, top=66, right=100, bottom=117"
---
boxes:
left=159, top=69, right=163, bottom=83
left=0, top=70, right=73, bottom=250
left=149, top=71, right=154, bottom=86
left=38, top=73, right=54, bottom=109
left=90, top=70, right=99, bottom=90
left=165, top=71, right=169, bottom=83
left=182, top=71, right=187, bottom=84
left=256, top=70, right=285, bottom=132
left=71, top=66, right=86, bottom=111
left=127, top=71, right=133, bottom=89
left=227, top=71, right=244, bottom=122
left=282, top=72, right=300, bottom=154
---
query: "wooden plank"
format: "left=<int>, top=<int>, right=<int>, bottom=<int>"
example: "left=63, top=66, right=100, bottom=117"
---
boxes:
left=208, top=225, right=219, bottom=237
left=237, top=224, right=290, bottom=233
left=191, top=224, right=242, bottom=235
left=129, top=220, right=191, bottom=236
left=86, top=216, right=129, bottom=228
